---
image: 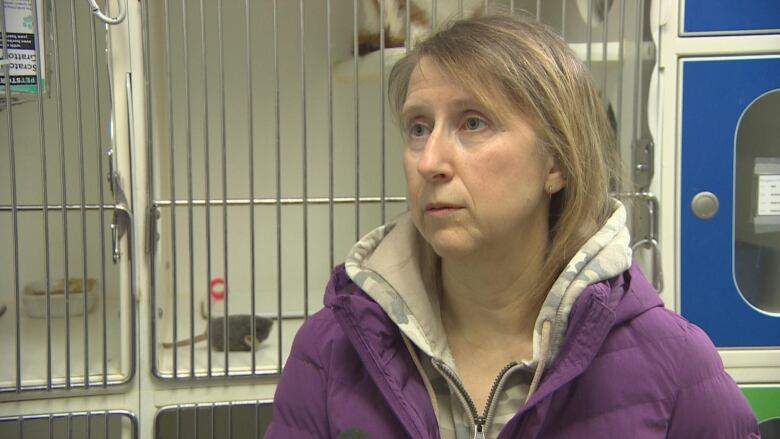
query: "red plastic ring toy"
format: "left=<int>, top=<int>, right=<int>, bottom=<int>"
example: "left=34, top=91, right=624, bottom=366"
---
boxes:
left=210, top=278, right=225, bottom=301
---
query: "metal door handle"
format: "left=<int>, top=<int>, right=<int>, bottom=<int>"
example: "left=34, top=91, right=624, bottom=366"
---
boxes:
left=616, top=192, right=664, bottom=293
left=631, top=238, right=664, bottom=293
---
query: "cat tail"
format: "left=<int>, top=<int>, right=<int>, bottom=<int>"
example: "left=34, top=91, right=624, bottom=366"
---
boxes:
left=162, top=333, right=208, bottom=348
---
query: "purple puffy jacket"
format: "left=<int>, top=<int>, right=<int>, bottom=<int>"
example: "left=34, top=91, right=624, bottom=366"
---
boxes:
left=266, top=263, right=759, bottom=438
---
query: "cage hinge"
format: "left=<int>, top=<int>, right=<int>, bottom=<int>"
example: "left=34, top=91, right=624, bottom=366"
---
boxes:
left=146, top=204, right=160, bottom=255
left=632, top=137, right=654, bottom=191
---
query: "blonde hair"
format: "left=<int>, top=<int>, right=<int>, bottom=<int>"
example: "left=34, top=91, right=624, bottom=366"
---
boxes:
left=388, top=13, right=622, bottom=297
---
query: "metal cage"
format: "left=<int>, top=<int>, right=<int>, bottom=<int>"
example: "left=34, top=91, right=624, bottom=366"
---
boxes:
left=0, top=410, right=138, bottom=439
left=1, top=0, right=662, bottom=436
left=141, top=0, right=657, bottom=381
left=155, top=400, right=273, bottom=439
left=0, top=0, right=135, bottom=395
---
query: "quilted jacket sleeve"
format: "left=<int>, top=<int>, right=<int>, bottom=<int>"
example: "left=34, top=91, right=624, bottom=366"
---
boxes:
left=265, top=314, right=330, bottom=438
left=666, top=323, right=760, bottom=438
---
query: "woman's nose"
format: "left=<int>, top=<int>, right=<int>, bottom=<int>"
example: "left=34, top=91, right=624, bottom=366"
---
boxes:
left=417, top=129, right=454, bottom=182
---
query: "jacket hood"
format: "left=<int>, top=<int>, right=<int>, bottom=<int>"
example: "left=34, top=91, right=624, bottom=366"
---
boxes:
left=340, top=201, right=637, bottom=373
left=533, top=200, right=634, bottom=366
left=342, top=215, right=454, bottom=363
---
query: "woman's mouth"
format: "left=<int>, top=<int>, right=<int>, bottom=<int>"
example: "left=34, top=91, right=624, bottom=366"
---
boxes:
left=425, top=204, right=462, bottom=217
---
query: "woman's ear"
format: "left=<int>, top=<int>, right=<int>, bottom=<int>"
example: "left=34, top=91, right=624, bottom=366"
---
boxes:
left=545, top=157, right=566, bottom=195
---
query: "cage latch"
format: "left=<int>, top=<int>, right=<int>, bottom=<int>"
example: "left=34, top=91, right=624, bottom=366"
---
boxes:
left=629, top=192, right=664, bottom=293
left=633, top=137, right=655, bottom=191
left=107, top=148, right=132, bottom=263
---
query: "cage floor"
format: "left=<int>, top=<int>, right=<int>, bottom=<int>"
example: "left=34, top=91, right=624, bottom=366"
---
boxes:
left=155, top=317, right=304, bottom=377
left=0, top=293, right=124, bottom=389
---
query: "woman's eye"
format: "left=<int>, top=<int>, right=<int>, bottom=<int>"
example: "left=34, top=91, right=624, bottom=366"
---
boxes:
left=409, top=123, right=430, bottom=138
left=464, top=117, right=486, bottom=131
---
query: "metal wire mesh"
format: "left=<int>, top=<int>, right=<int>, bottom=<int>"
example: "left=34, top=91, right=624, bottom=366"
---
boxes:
left=0, top=0, right=134, bottom=394
left=142, top=0, right=655, bottom=380
left=0, top=0, right=655, bottom=391
left=155, top=401, right=273, bottom=439
left=0, top=1, right=659, bottom=436
left=0, top=410, right=138, bottom=439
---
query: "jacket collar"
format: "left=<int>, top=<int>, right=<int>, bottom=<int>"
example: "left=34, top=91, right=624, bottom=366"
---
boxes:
left=343, top=202, right=633, bottom=374
left=325, top=265, right=440, bottom=438
left=501, top=264, right=665, bottom=436
left=325, top=262, right=663, bottom=438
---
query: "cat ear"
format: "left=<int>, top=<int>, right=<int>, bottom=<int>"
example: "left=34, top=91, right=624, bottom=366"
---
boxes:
left=243, top=334, right=254, bottom=348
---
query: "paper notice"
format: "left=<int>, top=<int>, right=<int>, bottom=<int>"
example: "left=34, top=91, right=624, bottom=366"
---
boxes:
left=758, top=174, right=780, bottom=216
left=0, top=0, right=46, bottom=94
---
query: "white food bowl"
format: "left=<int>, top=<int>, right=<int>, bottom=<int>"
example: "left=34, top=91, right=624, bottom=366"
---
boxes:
left=22, top=278, right=98, bottom=318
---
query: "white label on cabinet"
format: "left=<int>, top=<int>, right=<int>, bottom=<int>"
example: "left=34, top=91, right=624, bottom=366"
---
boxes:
left=758, top=174, right=780, bottom=216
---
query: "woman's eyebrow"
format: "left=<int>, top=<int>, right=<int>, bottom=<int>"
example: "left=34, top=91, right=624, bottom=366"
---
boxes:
left=401, top=96, right=486, bottom=118
left=400, top=103, right=427, bottom=120
left=449, top=97, right=484, bottom=110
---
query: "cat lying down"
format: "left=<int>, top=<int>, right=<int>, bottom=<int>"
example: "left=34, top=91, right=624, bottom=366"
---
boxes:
left=162, top=301, right=274, bottom=352
left=357, top=0, right=483, bottom=55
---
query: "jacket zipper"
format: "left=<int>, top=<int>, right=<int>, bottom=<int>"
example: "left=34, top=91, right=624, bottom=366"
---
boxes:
left=433, top=360, right=518, bottom=439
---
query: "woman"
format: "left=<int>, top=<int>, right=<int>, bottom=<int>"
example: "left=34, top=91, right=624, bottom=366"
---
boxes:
left=266, top=14, right=759, bottom=439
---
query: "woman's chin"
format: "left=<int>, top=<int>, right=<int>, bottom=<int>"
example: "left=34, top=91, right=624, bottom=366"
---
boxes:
left=426, top=234, right=478, bottom=260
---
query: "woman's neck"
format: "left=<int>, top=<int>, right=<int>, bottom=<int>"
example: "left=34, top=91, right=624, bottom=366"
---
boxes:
left=439, top=240, right=548, bottom=348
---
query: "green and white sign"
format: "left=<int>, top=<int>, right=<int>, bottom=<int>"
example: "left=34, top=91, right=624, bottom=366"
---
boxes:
left=0, top=0, right=46, bottom=95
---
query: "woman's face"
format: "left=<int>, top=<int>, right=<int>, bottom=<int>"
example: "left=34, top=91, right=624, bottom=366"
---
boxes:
left=401, top=58, right=564, bottom=260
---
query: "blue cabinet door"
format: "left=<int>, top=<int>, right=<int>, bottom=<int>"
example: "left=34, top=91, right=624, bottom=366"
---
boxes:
left=683, top=0, right=780, bottom=35
left=680, top=56, right=780, bottom=348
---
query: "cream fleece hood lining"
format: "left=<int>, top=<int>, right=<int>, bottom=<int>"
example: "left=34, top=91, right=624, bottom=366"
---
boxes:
left=345, top=216, right=454, bottom=365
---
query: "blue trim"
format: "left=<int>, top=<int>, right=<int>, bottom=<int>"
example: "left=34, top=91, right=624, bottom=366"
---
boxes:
left=680, top=57, right=780, bottom=348
left=684, top=0, right=780, bottom=34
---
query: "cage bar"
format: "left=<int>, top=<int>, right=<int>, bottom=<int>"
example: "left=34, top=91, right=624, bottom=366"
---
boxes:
left=183, top=0, right=197, bottom=379
left=586, top=0, right=593, bottom=68
left=300, top=0, right=309, bottom=320
left=246, top=0, right=257, bottom=373
left=602, top=0, right=609, bottom=107
left=273, top=0, right=283, bottom=375
left=52, top=0, right=77, bottom=390
left=561, top=0, right=566, bottom=38
left=353, top=0, right=360, bottom=241
left=218, top=0, right=229, bottom=375
left=164, top=0, right=179, bottom=379
left=198, top=0, right=215, bottom=373
left=380, top=0, right=387, bottom=224
left=617, top=0, right=626, bottom=145
left=327, top=0, right=335, bottom=270
left=31, top=0, right=52, bottom=392
left=633, top=0, right=645, bottom=146
left=88, top=0, right=109, bottom=387
left=67, top=0, right=91, bottom=388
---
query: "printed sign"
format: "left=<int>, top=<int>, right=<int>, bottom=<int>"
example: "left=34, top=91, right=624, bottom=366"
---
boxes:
left=757, top=174, right=780, bottom=216
left=0, top=0, right=46, bottom=95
